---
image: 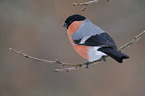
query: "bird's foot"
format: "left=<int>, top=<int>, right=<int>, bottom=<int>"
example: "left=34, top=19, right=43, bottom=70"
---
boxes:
left=102, top=56, right=106, bottom=62
left=84, top=61, right=89, bottom=68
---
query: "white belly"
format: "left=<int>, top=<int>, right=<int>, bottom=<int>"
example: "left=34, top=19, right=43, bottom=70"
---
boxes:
left=88, top=47, right=107, bottom=62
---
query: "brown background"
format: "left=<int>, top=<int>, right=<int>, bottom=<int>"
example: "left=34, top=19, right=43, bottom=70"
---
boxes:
left=0, top=0, right=145, bottom=96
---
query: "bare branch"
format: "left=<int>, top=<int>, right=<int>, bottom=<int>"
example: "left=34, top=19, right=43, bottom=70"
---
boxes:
left=119, top=31, right=145, bottom=51
left=9, top=48, right=83, bottom=67
left=9, top=48, right=68, bottom=65
left=73, top=0, right=109, bottom=11
left=54, top=30, right=145, bottom=72
left=9, top=30, right=145, bottom=72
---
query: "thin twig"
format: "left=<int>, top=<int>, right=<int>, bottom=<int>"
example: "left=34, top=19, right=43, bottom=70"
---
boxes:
left=9, top=30, right=145, bottom=72
left=9, top=48, right=68, bottom=65
left=54, top=30, right=145, bottom=72
left=119, top=31, right=145, bottom=51
left=73, top=0, right=100, bottom=6
left=73, top=0, right=109, bottom=11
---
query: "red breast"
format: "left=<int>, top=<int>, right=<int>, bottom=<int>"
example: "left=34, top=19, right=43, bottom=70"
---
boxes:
left=67, top=21, right=89, bottom=60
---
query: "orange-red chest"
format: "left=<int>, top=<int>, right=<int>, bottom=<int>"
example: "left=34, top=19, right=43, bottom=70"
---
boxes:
left=67, top=21, right=89, bottom=60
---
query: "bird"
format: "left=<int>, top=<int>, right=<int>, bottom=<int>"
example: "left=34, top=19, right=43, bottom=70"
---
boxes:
left=63, top=14, right=129, bottom=65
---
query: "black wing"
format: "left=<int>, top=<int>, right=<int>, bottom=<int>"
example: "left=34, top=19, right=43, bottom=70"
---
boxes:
left=74, top=33, right=117, bottom=48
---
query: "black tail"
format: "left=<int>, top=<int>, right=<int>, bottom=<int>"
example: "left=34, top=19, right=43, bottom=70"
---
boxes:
left=99, top=47, right=129, bottom=63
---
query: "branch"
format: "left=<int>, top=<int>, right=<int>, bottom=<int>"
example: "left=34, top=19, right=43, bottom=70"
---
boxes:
left=118, top=31, right=145, bottom=51
left=73, top=0, right=109, bottom=11
left=9, top=30, right=145, bottom=72
left=8, top=48, right=78, bottom=67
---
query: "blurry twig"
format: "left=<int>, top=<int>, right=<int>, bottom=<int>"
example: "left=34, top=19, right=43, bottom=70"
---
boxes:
left=119, top=31, right=145, bottom=51
left=9, top=48, right=78, bottom=66
left=73, top=0, right=109, bottom=11
left=9, top=30, right=145, bottom=72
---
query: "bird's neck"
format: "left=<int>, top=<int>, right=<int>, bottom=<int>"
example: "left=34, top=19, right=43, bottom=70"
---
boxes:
left=67, top=21, right=83, bottom=37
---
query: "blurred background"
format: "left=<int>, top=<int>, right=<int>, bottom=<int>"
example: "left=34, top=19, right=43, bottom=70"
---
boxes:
left=0, top=0, right=145, bottom=96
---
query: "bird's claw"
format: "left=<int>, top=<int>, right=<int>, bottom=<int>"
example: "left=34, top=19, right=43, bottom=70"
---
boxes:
left=84, top=61, right=89, bottom=68
left=102, top=56, right=106, bottom=62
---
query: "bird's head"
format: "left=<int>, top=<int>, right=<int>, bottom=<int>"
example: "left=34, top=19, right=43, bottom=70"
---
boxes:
left=63, top=14, right=86, bottom=29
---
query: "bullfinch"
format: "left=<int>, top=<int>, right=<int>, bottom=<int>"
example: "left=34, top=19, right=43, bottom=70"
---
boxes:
left=63, top=14, right=129, bottom=64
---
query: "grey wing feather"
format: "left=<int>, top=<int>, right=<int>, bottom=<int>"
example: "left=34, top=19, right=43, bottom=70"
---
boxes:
left=72, top=19, right=117, bottom=48
left=72, top=19, right=105, bottom=41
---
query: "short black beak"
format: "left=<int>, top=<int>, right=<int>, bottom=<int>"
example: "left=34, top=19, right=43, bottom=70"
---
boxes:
left=63, top=23, right=67, bottom=28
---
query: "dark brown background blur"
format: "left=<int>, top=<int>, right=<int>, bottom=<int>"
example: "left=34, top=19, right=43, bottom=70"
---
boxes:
left=0, top=0, right=145, bottom=96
